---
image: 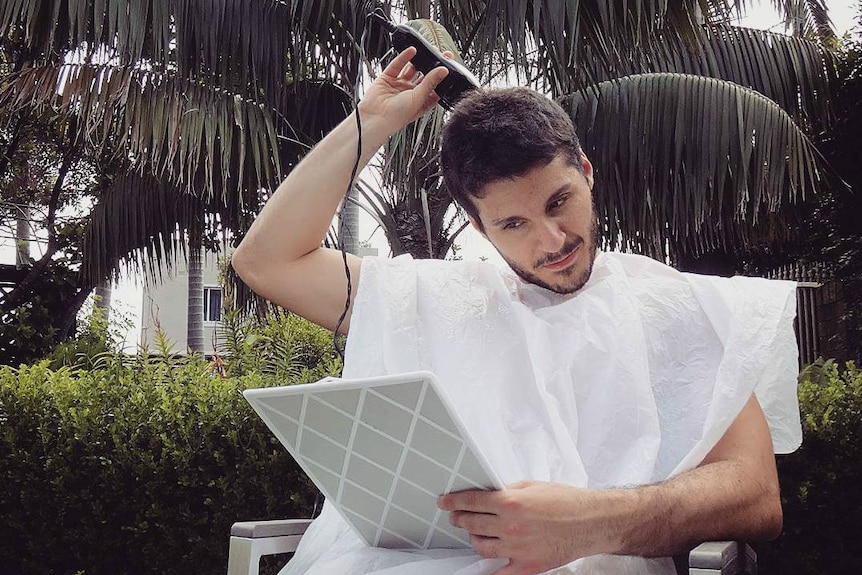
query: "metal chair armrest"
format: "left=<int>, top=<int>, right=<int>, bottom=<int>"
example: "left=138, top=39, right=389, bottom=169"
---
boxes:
left=230, top=519, right=313, bottom=539
left=228, top=519, right=313, bottom=575
left=689, top=541, right=757, bottom=575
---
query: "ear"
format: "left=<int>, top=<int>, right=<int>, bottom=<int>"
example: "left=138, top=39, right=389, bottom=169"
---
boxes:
left=580, top=153, right=594, bottom=189
left=467, top=214, right=487, bottom=238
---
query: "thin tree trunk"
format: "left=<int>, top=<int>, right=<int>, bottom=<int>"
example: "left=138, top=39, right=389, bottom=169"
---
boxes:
left=0, top=151, right=72, bottom=309
left=56, top=286, right=93, bottom=342
left=0, top=116, right=26, bottom=179
left=417, top=0, right=432, bottom=19
left=15, top=206, right=30, bottom=268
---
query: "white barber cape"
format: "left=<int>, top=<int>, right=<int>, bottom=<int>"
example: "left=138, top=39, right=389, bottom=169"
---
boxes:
left=280, top=251, right=801, bottom=575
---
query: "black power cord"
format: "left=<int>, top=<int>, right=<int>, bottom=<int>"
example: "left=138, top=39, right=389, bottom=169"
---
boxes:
left=332, top=12, right=379, bottom=364
left=331, top=9, right=478, bottom=363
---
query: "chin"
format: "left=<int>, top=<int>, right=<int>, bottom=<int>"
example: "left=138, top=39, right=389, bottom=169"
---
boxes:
left=509, top=257, right=595, bottom=295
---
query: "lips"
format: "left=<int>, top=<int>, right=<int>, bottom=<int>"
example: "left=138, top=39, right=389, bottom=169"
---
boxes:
left=542, top=244, right=580, bottom=271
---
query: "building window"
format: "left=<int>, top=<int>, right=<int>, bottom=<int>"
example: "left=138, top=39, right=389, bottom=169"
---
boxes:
left=203, top=287, right=222, bottom=322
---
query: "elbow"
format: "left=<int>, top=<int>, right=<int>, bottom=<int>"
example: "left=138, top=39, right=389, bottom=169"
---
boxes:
left=762, top=495, right=784, bottom=541
left=230, top=243, right=257, bottom=286
left=754, top=483, right=784, bottom=541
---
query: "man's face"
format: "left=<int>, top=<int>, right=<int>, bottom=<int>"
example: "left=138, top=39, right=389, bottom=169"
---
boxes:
left=471, top=154, right=598, bottom=294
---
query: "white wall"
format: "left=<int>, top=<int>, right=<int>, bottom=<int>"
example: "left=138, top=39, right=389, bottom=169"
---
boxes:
left=140, top=250, right=224, bottom=356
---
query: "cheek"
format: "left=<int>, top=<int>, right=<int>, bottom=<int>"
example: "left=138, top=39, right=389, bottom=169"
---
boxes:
left=566, top=199, right=593, bottom=231
left=489, top=233, right=533, bottom=263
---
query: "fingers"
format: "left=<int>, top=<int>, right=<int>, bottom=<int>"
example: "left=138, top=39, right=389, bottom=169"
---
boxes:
left=491, top=563, right=535, bottom=575
left=450, top=510, right=499, bottom=537
left=413, top=64, right=449, bottom=101
left=385, top=47, right=454, bottom=84
left=381, top=46, right=417, bottom=78
left=471, top=533, right=502, bottom=558
left=438, top=489, right=495, bottom=513
left=397, top=61, right=417, bottom=82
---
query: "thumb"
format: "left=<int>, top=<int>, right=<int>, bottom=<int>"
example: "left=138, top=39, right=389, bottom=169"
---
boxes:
left=415, top=65, right=449, bottom=99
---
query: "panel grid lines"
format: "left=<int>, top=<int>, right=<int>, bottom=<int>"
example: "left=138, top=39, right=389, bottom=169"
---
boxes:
left=265, top=393, right=464, bottom=463
left=340, top=477, right=463, bottom=546
left=365, top=387, right=463, bottom=442
left=335, top=387, right=368, bottom=504
left=244, top=372, right=503, bottom=550
left=365, top=388, right=417, bottom=416
left=293, top=393, right=310, bottom=453
left=374, top=379, right=429, bottom=546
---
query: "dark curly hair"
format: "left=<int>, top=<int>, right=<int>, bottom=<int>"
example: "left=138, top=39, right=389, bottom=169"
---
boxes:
left=441, top=87, right=585, bottom=231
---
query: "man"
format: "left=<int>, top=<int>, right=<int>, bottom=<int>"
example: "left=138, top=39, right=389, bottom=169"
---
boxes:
left=232, top=48, right=800, bottom=575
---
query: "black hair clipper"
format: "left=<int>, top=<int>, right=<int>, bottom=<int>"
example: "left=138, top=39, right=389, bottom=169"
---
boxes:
left=372, top=15, right=480, bottom=110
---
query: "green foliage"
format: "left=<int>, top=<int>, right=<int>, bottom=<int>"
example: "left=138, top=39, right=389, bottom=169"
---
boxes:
left=215, top=264, right=342, bottom=382
left=217, top=307, right=342, bottom=384
left=757, top=359, right=862, bottom=575
left=0, top=263, right=80, bottom=366
left=44, top=296, right=132, bottom=370
left=0, top=316, right=338, bottom=574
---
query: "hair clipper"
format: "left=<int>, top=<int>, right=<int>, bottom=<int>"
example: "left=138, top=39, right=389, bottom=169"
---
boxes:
left=372, top=15, right=480, bottom=110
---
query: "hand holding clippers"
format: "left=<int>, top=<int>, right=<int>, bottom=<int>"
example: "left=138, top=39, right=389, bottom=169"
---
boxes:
left=371, top=14, right=480, bottom=110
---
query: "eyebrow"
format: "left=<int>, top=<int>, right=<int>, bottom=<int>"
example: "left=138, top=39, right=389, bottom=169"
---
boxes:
left=489, top=182, right=572, bottom=228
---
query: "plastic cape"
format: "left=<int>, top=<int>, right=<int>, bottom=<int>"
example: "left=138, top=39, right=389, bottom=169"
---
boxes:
left=280, top=251, right=800, bottom=575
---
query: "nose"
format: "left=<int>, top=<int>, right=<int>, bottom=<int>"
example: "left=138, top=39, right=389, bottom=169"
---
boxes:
left=536, top=219, right=566, bottom=254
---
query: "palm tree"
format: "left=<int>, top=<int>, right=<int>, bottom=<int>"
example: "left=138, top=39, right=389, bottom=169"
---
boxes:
left=369, top=1, right=840, bottom=271
left=0, top=1, right=359, bottom=324
left=0, top=1, right=842, bottom=323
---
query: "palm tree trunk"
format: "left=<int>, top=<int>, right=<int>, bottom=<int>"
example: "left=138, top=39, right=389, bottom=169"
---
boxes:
left=340, top=188, right=360, bottom=255
left=94, top=281, right=112, bottom=322
left=186, top=229, right=205, bottom=355
left=56, top=286, right=93, bottom=342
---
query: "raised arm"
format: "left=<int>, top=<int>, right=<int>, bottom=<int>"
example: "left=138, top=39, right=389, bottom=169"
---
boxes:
left=231, top=48, right=449, bottom=333
left=438, top=394, right=782, bottom=575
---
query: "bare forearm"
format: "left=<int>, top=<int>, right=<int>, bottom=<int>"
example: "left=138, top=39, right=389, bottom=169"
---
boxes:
left=441, top=397, right=782, bottom=572
left=615, top=459, right=782, bottom=557
left=228, top=49, right=448, bottom=327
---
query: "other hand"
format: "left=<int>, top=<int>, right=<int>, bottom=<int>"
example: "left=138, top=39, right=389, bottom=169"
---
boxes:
left=438, top=481, right=619, bottom=575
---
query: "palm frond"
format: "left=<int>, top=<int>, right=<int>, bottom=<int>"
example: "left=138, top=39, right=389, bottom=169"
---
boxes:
left=436, top=1, right=786, bottom=96
left=442, top=0, right=680, bottom=94
left=0, top=63, right=282, bottom=198
left=561, top=73, right=825, bottom=262
left=651, top=24, right=837, bottom=129
left=82, top=172, right=196, bottom=286
left=0, top=0, right=297, bottom=99
left=770, top=0, right=837, bottom=43
left=559, top=24, right=837, bottom=129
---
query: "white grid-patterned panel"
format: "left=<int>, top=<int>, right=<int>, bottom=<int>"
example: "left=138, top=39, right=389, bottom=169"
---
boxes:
left=245, top=373, right=502, bottom=550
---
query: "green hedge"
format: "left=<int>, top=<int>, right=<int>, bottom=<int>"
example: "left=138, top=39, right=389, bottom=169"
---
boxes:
left=0, top=352, right=328, bottom=575
left=757, top=359, right=862, bottom=575
left=3, top=341, right=860, bottom=574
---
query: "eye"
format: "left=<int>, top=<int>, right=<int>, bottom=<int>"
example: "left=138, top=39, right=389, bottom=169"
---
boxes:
left=547, top=194, right=569, bottom=212
left=503, top=220, right=525, bottom=230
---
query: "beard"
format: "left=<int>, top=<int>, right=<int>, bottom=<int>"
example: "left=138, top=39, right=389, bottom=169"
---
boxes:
left=501, top=217, right=599, bottom=295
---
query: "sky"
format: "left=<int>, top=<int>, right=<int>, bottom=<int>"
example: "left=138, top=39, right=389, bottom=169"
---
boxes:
left=2, top=0, right=859, bottom=350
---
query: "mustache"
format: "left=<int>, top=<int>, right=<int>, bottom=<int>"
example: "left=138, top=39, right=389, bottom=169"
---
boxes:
left=534, top=238, right=581, bottom=268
